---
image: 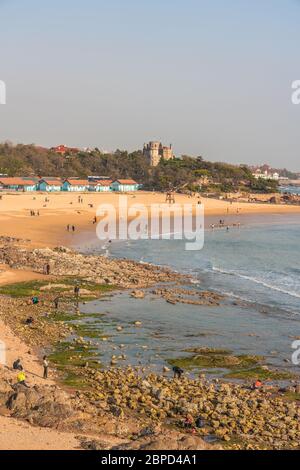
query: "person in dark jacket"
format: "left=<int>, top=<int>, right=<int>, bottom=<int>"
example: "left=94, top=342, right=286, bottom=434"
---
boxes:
left=13, top=359, right=23, bottom=371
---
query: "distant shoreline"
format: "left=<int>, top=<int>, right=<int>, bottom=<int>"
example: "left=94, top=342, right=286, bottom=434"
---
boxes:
left=0, top=190, right=299, bottom=250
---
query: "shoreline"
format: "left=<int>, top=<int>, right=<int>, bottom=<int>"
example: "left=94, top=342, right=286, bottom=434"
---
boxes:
left=0, top=194, right=300, bottom=450
left=1, top=284, right=299, bottom=450
left=0, top=244, right=299, bottom=450
left=0, top=191, right=299, bottom=249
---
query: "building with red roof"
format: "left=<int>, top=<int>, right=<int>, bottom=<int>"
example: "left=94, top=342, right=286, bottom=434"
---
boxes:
left=111, top=179, right=140, bottom=192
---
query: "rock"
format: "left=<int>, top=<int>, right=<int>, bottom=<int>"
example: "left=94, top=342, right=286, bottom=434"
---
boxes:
left=131, top=291, right=145, bottom=299
left=7, top=385, right=74, bottom=428
left=114, top=429, right=222, bottom=450
left=80, top=439, right=106, bottom=451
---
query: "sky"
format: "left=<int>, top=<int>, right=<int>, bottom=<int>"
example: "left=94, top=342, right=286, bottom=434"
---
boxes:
left=0, top=0, right=300, bottom=170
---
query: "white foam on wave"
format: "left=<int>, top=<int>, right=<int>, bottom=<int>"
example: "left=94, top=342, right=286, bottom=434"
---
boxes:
left=218, top=289, right=300, bottom=316
left=212, top=266, right=300, bottom=299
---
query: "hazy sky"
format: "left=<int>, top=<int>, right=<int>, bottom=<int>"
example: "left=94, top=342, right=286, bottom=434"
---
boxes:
left=1, top=0, right=300, bottom=169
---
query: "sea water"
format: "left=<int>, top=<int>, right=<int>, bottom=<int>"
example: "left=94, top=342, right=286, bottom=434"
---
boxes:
left=78, top=214, right=300, bottom=374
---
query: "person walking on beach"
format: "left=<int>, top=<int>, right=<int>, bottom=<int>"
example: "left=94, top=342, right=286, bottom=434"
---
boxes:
left=72, top=225, right=75, bottom=232
left=43, top=356, right=49, bottom=379
left=54, top=297, right=59, bottom=309
left=44, top=263, right=50, bottom=275
left=74, top=285, right=80, bottom=298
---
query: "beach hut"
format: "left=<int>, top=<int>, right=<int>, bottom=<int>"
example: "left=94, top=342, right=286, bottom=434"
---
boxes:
left=0, top=177, right=38, bottom=192
left=111, top=179, right=139, bottom=192
left=38, top=177, right=62, bottom=192
left=62, top=179, right=89, bottom=192
left=89, top=180, right=112, bottom=192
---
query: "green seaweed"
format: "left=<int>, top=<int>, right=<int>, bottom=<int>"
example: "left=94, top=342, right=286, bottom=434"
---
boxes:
left=168, top=349, right=295, bottom=382
left=72, top=322, right=105, bottom=339
left=183, top=347, right=231, bottom=355
left=49, top=341, right=100, bottom=367
left=46, top=311, right=83, bottom=322
left=225, top=367, right=296, bottom=381
left=282, top=392, right=300, bottom=402
left=0, top=277, right=115, bottom=299
left=168, top=353, right=262, bottom=370
left=61, top=370, right=90, bottom=389
left=0, top=280, right=50, bottom=297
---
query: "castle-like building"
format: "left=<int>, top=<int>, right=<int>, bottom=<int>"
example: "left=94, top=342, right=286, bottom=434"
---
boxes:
left=143, top=141, right=174, bottom=166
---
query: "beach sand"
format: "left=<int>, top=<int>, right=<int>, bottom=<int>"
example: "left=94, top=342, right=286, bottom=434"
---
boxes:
left=0, top=415, right=81, bottom=450
left=0, top=191, right=299, bottom=248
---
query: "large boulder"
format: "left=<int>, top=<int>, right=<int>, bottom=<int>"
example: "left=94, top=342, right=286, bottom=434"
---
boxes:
left=7, top=384, right=74, bottom=428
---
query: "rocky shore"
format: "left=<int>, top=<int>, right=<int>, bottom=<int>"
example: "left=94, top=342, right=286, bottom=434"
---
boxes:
left=0, top=242, right=300, bottom=450
left=0, top=292, right=299, bottom=450
left=0, top=245, right=185, bottom=289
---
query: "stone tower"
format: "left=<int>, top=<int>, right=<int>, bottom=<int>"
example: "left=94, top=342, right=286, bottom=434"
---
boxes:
left=143, top=141, right=173, bottom=166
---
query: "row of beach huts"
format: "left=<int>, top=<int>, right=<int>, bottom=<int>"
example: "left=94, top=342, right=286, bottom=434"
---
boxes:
left=0, top=177, right=141, bottom=193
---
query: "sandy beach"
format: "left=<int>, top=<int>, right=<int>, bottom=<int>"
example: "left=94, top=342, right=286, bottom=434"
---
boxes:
left=0, top=191, right=299, bottom=248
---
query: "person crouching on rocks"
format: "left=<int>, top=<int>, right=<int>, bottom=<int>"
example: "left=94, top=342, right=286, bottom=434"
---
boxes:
left=173, top=366, right=184, bottom=379
left=252, top=379, right=263, bottom=390
left=43, top=356, right=49, bottom=379
left=13, top=358, right=23, bottom=371
left=16, top=371, right=30, bottom=388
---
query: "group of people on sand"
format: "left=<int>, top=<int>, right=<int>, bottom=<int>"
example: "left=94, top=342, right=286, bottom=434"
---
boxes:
left=12, top=355, right=49, bottom=388
left=43, top=263, right=51, bottom=275
left=210, top=219, right=241, bottom=231
left=66, top=224, right=76, bottom=232
left=29, top=209, right=40, bottom=216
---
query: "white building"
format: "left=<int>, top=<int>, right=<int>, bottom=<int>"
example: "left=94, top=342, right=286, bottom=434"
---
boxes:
left=253, top=170, right=279, bottom=181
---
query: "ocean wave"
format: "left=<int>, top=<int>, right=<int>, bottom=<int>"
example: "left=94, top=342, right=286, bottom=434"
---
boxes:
left=212, top=266, right=300, bottom=299
left=218, top=289, right=300, bottom=316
